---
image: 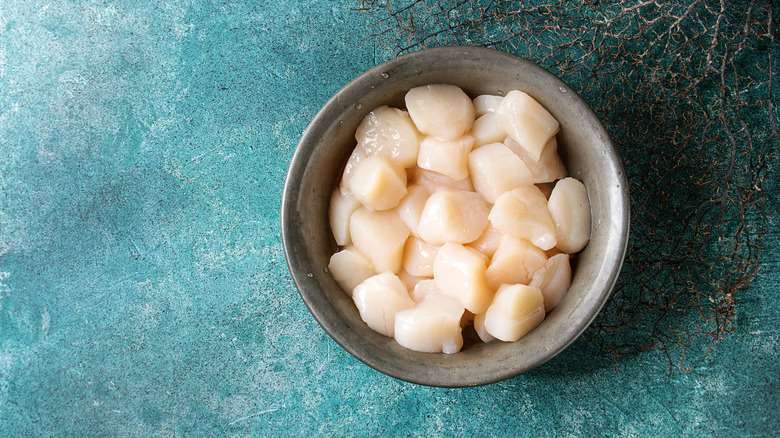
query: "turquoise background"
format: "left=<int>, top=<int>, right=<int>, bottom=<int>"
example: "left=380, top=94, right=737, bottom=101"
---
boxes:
left=0, top=1, right=777, bottom=436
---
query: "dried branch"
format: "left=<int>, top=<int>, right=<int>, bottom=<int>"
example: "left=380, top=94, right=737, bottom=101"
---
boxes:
left=356, top=0, right=778, bottom=372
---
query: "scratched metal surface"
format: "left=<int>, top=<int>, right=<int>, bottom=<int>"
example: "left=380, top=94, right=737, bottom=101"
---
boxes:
left=0, top=1, right=777, bottom=436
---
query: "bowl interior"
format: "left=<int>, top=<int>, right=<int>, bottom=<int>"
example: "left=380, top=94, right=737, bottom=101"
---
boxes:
left=281, top=46, right=629, bottom=387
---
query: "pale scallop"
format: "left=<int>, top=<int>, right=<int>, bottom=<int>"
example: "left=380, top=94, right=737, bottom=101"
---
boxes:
left=417, top=135, right=474, bottom=181
left=394, top=293, right=465, bottom=354
left=411, top=278, right=440, bottom=303
left=473, top=312, right=496, bottom=343
left=403, top=236, right=439, bottom=277
left=405, top=84, right=475, bottom=140
left=328, top=245, right=376, bottom=296
left=468, top=142, right=534, bottom=203
left=340, top=146, right=367, bottom=192
left=352, top=272, right=415, bottom=337
left=489, top=186, right=558, bottom=251
left=529, top=253, right=572, bottom=312
left=504, top=136, right=567, bottom=183
left=496, top=90, right=559, bottom=161
left=470, top=113, right=505, bottom=148
left=484, top=284, right=545, bottom=342
left=398, top=269, right=428, bottom=292
left=417, top=190, right=490, bottom=245
left=547, top=177, right=591, bottom=254
left=409, top=166, right=474, bottom=194
left=329, top=187, right=361, bottom=246
left=433, top=242, right=493, bottom=314
left=355, top=105, right=421, bottom=168
left=485, top=235, right=548, bottom=290
left=347, top=154, right=408, bottom=211
left=394, top=184, right=429, bottom=236
left=349, top=207, right=410, bottom=274
left=473, top=94, right=504, bottom=117
left=467, top=223, right=504, bottom=258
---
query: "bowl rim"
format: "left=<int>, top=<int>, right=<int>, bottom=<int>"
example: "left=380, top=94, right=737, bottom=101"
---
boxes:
left=281, top=45, right=630, bottom=387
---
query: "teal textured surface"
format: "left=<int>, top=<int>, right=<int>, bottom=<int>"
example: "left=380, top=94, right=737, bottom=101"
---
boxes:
left=0, top=1, right=777, bottom=436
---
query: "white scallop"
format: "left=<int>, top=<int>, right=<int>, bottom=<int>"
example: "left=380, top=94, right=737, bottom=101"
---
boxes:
left=353, top=272, right=415, bottom=337
left=405, top=84, right=475, bottom=140
left=547, top=177, right=591, bottom=254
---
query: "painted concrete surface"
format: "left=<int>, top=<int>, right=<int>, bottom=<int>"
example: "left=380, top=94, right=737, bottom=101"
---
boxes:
left=0, top=1, right=777, bottom=436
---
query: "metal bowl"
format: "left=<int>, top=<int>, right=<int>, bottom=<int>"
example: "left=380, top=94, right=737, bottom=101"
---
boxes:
left=281, top=46, right=629, bottom=387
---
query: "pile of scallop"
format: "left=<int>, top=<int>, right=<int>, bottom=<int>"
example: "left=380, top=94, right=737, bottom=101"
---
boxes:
left=328, top=84, right=591, bottom=354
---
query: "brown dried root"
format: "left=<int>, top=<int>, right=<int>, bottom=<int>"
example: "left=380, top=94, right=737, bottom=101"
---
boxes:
left=355, top=0, right=778, bottom=372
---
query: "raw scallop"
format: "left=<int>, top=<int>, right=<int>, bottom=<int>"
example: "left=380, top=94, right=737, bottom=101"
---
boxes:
left=468, top=142, right=534, bottom=203
left=417, top=190, right=490, bottom=245
left=328, top=245, right=376, bottom=296
left=483, top=284, right=545, bottom=342
left=530, top=253, right=572, bottom=312
left=353, top=272, right=415, bottom=337
left=470, top=113, right=505, bottom=148
left=403, top=236, right=439, bottom=277
left=350, top=207, right=410, bottom=274
left=347, top=154, right=407, bottom=211
left=503, top=136, right=567, bottom=184
left=433, top=242, right=493, bottom=314
left=355, top=105, right=421, bottom=168
left=329, top=187, right=361, bottom=246
left=405, top=84, right=475, bottom=140
left=496, top=90, right=559, bottom=161
left=410, top=167, right=474, bottom=194
left=394, top=293, right=465, bottom=354
left=489, top=185, right=558, bottom=251
left=547, top=177, right=591, bottom=254
left=417, top=135, right=474, bottom=181
left=472, top=94, right=503, bottom=117
left=394, top=184, right=429, bottom=237
left=485, top=235, right=548, bottom=290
